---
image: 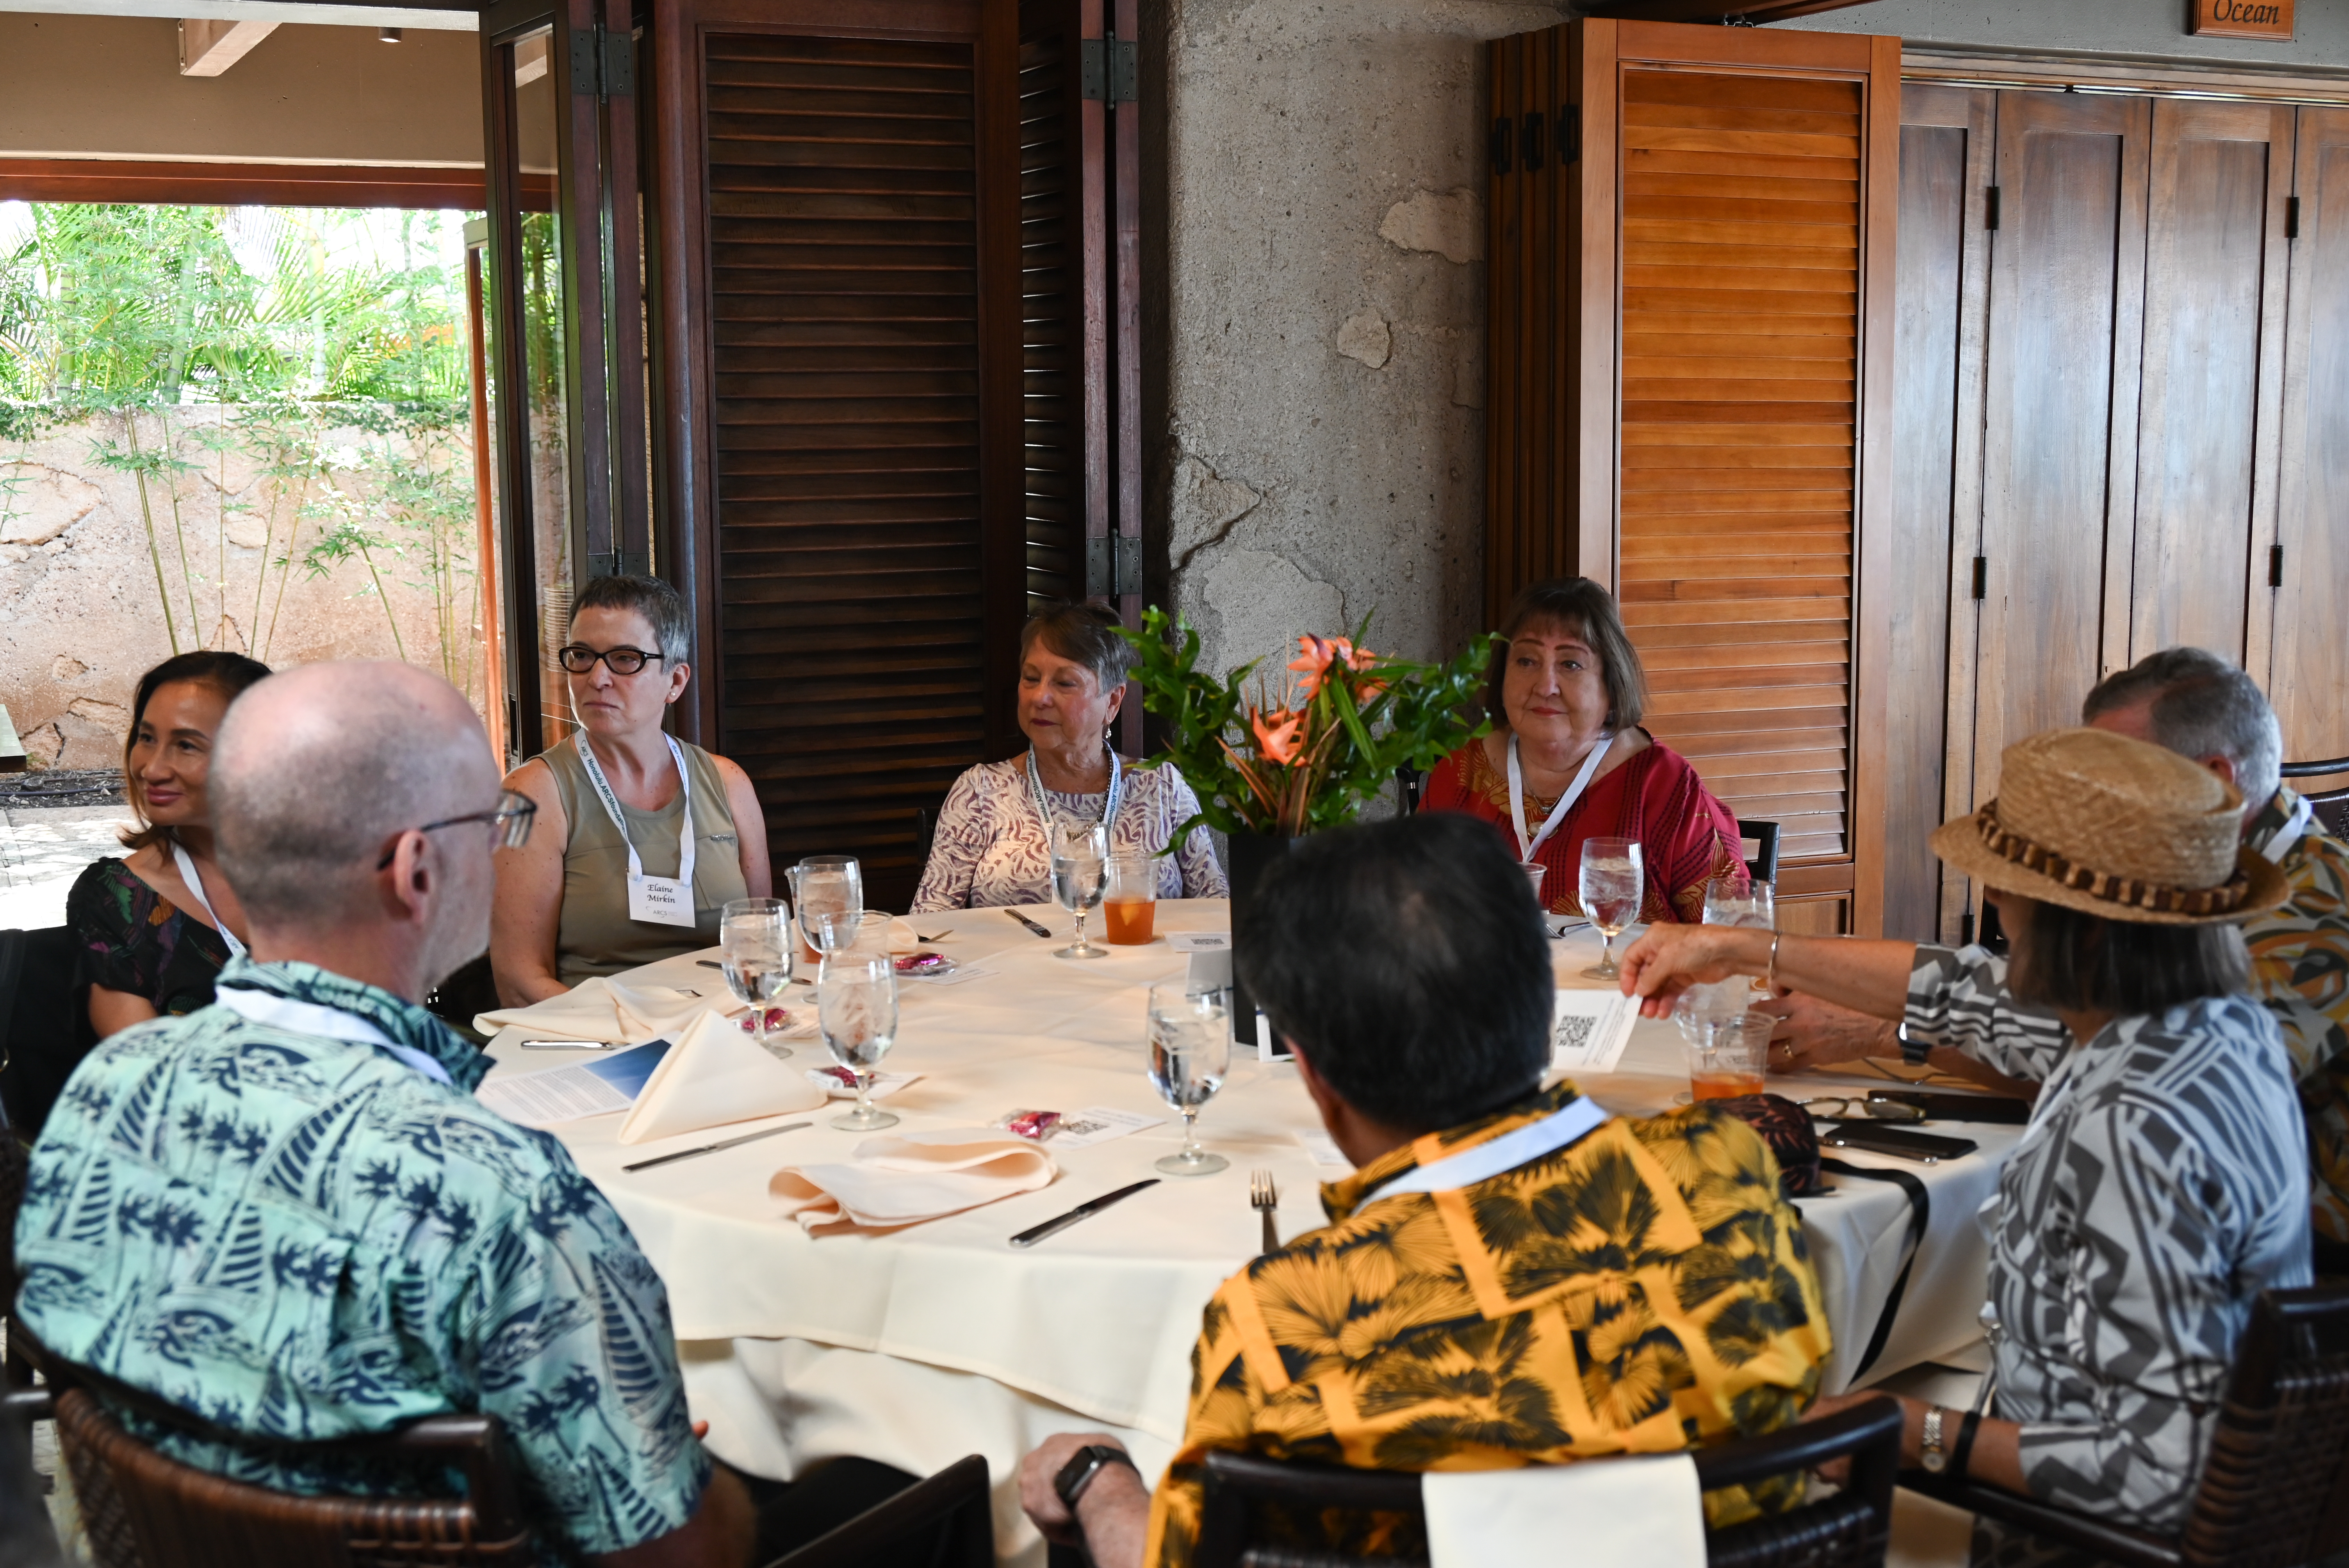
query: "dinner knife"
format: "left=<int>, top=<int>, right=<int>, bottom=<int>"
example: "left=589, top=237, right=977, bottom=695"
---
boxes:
left=1009, top=1179, right=1160, bottom=1247
left=1005, top=909, right=1054, bottom=939
left=621, top=1121, right=812, bottom=1173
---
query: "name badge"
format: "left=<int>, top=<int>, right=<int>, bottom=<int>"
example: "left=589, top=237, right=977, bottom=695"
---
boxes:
left=628, top=873, right=696, bottom=928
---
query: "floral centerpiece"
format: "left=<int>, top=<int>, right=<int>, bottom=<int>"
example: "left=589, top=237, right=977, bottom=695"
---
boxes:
left=1119, top=606, right=1497, bottom=839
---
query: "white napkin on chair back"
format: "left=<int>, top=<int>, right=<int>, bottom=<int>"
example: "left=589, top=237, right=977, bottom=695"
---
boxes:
left=475, top=975, right=734, bottom=1044
left=616, top=1009, right=825, bottom=1145
left=769, top=1128, right=1057, bottom=1235
left=1421, top=1452, right=1705, bottom=1568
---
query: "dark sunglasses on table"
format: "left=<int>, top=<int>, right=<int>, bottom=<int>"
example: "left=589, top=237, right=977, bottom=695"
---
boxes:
left=559, top=644, right=666, bottom=676
left=1800, top=1096, right=1928, bottom=1124
left=376, top=789, right=538, bottom=870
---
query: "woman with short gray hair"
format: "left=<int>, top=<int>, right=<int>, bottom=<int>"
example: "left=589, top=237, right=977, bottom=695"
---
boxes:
left=492, top=575, right=770, bottom=1003
left=912, top=602, right=1225, bottom=912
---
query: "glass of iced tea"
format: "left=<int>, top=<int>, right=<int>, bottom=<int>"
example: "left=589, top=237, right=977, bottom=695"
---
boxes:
left=1103, top=854, right=1158, bottom=945
left=1686, top=1012, right=1771, bottom=1101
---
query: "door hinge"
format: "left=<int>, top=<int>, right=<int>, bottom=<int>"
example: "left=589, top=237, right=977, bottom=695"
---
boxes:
left=1521, top=112, right=1545, bottom=172
left=1087, top=533, right=1142, bottom=597
left=1971, top=555, right=1988, bottom=600
left=571, top=25, right=633, bottom=97
left=2287, top=195, right=2301, bottom=240
left=1490, top=116, right=1513, bottom=175
left=2271, top=543, right=2285, bottom=588
left=1985, top=185, right=2001, bottom=230
left=1080, top=36, right=1137, bottom=103
left=1559, top=103, right=1580, bottom=163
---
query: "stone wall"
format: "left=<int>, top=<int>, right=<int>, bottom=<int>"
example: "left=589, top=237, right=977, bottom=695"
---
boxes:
left=0, top=409, right=485, bottom=768
left=1157, top=0, right=1568, bottom=684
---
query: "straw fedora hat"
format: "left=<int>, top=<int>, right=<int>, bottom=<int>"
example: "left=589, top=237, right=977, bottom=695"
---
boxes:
left=1930, top=727, right=2289, bottom=926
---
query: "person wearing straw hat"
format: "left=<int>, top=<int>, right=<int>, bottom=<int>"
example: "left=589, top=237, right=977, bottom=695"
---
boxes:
left=1616, top=727, right=2310, bottom=1548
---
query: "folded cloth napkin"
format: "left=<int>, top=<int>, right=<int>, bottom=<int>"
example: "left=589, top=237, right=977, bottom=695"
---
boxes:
left=476, top=975, right=734, bottom=1044
left=770, top=1128, right=1057, bottom=1235
left=1422, top=1453, right=1704, bottom=1568
left=618, top=1008, right=826, bottom=1145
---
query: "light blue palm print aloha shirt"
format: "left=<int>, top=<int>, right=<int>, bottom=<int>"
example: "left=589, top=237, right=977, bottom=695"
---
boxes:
left=13, top=957, right=709, bottom=1561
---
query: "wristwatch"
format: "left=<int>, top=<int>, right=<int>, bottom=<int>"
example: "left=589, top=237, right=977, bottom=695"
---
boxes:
left=1897, top=1020, right=1931, bottom=1069
left=1054, top=1444, right=1138, bottom=1511
left=1919, top=1406, right=1948, bottom=1473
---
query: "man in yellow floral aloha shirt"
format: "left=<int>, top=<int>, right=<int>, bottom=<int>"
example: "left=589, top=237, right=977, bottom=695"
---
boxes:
left=1017, top=814, right=1831, bottom=1568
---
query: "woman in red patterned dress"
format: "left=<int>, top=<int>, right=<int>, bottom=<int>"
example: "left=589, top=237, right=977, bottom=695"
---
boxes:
left=1422, top=577, right=1739, bottom=924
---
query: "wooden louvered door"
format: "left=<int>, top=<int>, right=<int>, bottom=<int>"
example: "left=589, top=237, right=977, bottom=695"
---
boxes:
left=1487, top=19, right=1898, bottom=935
left=648, top=0, right=1052, bottom=910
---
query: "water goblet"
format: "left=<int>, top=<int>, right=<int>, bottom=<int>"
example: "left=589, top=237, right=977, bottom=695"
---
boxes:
left=1578, top=836, right=1645, bottom=980
left=1051, top=821, right=1109, bottom=960
left=720, top=896, right=791, bottom=1059
left=1147, top=982, right=1231, bottom=1176
left=1703, top=873, right=1777, bottom=993
left=818, top=950, right=899, bottom=1131
left=790, top=855, right=863, bottom=968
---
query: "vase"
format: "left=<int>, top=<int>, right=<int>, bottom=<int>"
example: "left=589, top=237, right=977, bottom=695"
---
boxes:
left=1224, top=830, right=1297, bottom=1048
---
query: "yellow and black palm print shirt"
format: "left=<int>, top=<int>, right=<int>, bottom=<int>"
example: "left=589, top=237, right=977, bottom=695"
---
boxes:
left=2243, top=788, right=2349, bottom=1245
left=1141, top=1082, right=1832, bottom=1568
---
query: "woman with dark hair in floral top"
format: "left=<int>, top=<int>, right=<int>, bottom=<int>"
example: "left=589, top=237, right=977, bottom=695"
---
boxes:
left=68, top=650, right=272, bottom=1036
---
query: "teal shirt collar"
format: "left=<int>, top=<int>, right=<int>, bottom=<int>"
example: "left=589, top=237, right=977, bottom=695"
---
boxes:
left=209, top=956, right=491, bottom=1094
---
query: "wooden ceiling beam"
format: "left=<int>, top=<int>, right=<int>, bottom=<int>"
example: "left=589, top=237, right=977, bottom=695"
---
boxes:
left=178, top=16, right=279, bottom=74
left=1575, top=0, right=1882, bottom=24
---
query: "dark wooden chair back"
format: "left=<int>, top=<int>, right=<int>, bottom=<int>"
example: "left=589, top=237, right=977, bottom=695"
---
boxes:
left=0, top=925, right=96, bottom=1137
left=761, top=1452, right=994, bottom=1568
left=423, top=954, right=501, bottom=1040
left=0, top=1132, right=30, bottom=1390
left=1395, top=766, right=1426, bottom=816
left=1905, top=1283, right=2349, bottom=1568
left=1192, top=1396, right=1902, bottom=1568
left=1737, top=819, right=1781, bottom=884
left=25, top=1355, right=533, bottom=1568
left=2280, top=758, right=2349, bottom=842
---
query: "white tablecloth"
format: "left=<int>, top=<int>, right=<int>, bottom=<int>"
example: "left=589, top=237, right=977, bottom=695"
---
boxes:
left=482, top=900, right=2018, bottom=1563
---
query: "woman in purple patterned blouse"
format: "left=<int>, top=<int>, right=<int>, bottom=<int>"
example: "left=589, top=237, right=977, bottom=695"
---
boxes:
left=912, top=604, right=1226, bottom=912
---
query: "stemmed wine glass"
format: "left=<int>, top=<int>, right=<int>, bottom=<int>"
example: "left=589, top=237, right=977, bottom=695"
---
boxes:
left=817, top=948, right=899, bottom=1132
left=789, top=855, right=863, bottom=972
left=1147, top=982, right=1230, bottom=1176
left=1704, top=871, right=1777, bottom=996
left=720, top=897, right=792, bottom=1059
left=1578, top=836, right=1645, bottom=980
left=1051, top=821, right=1109, bottom=960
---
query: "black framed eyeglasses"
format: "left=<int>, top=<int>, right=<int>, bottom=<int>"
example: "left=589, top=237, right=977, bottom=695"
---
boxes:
left=376, top=790, right=538, bottom=870
left=1799, top=1096, right=1927, bottom=1124
left=559, top=643, right=665, bottom=676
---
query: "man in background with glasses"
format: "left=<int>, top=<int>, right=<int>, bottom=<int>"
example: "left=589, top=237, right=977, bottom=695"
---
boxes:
left=13, top=661, right=754, bottom=1566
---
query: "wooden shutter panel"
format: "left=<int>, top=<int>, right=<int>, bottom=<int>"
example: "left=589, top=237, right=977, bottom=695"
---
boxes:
left=649, top=0, right=1027, bottom=911
left=1018, top=0, right=1094, bottom=613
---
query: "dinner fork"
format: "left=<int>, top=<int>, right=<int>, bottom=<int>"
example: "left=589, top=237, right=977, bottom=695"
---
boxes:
left=1249, top=1169, right=1280, bottom=1254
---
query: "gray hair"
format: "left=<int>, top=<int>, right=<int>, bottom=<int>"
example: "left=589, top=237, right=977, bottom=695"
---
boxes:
left=573, top=575, right=690, bottom=665
left=2082, top=647, right=2282, bottom=810
left=212, top=663, right=494, bottom=925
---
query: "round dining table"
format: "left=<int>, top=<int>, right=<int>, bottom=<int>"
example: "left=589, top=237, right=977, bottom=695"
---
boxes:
left=480, top=898, right=2019, bottom=1564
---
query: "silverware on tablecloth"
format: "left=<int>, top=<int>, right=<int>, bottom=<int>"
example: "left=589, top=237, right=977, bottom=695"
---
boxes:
left=1010, top=1178, right=1160, bottom=1247
left=621, top=1121, right=812, bottom=1173
left=1005, top=910, right=1054, bottom=939
left=1249, top=1169, right=1280, bottom=1254
left=1547, top=919, right=1591, bottom=938
left=698, top=960, right=723, bottom=969
left=520, top=1039, right=620, bottom=1050
left=916, top=931, right=948, bottom=943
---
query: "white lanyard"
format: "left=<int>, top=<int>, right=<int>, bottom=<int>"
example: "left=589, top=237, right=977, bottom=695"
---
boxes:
left=1358, top=1095, right=1611, bottom=1210
left=169, top=841, right=246, bottom=960
left=2261, top=791, right=2316, bottom=865
left=574, top=732, right=699, bottom=928
left=1027, top=747, right=1123, bottom=845
left=1506, top=732, right=1613, bottom=862
left=214, top=984, right=453, bottom=1087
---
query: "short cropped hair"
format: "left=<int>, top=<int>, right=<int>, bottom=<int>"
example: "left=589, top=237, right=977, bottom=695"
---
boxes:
left=1235, top=813, right=1552, bottom=1133
left=1019, top=601, right=1135, bottom=693
left=572, top=575, right=690, bottom=665
left=120, top=650, right=274, bottom=853
left=2082, top=647, right=2282, bottom=810
left=1485, top=577, right=1648, bottom=731
left=2007, top=896, right=2250, bottom=1017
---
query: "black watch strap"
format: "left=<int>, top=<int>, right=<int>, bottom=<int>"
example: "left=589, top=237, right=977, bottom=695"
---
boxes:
left=1950, top=1409, right=1983, bottom=1480
left=1897, top=1020, right=1930, bottom=1067
left=1054, top=1444, right=1137, bottom=1511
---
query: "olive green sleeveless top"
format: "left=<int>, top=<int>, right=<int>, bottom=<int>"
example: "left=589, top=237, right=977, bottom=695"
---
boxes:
left=541, top=734, right=750, bottom=984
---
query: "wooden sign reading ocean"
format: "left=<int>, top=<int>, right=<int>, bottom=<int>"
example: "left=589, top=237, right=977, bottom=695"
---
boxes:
left=2191, top=0, right=2294, bottom=40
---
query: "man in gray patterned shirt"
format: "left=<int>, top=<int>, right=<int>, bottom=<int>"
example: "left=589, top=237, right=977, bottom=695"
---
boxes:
left=1620, top=727, right=2311, bottom=1556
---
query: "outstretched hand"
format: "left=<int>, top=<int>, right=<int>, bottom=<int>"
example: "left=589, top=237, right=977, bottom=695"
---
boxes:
left=1615, top=923, right=1766, bottom=1017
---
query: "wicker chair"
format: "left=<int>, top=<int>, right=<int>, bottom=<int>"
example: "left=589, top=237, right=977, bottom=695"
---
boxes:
left=1902, top=1285, right=2349, bottom=1567
left=1191, top=1395, right=1904, bottom=1568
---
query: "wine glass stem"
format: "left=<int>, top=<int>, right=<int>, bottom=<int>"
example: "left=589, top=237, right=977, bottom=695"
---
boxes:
left=854, top=1072, right=874, bottom=1121
left=1181, top=1107, right=1200, bottom=1160
left=1599, top=928, right=1616, bottom=968
left=1074, top=908, right=1089, bottom=950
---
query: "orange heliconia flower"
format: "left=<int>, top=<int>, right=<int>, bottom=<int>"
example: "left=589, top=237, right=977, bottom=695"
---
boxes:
left=1253, top=708, right=1305, bottom=765
left=1289, top=634, right=1376, bottom=697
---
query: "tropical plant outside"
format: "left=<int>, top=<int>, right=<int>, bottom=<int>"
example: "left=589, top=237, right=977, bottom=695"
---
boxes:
left=0, top=203, right=484, bottom=688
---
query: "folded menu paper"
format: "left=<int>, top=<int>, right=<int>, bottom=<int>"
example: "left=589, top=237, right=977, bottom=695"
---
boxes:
left=770, top=1128, right=1058, bottom=1235
left=1551, top=987, right=1639, bottom=1074
left=1423, top=1452, right=1704, bottom=1568
left=475, top=975, right=732, bottom=1044
left=618, top=1009, right=827, bottom=1145
left=478, top=1039, right=674, bottom=1129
